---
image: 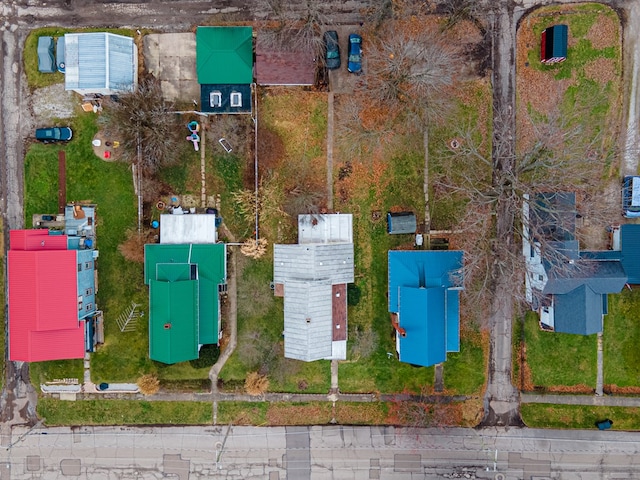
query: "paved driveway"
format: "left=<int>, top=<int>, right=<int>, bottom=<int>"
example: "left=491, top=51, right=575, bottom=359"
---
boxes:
left=143, top=33, right=199, bottom=103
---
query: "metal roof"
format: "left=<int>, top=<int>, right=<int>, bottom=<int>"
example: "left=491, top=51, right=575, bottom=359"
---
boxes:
left=274, top=243, right=354, bottom=285
left=144, top=243, right=226, bottom=359
left=196, top=26, right=253, bottom=84
left=160, top=214, right=217, bottom=244
left=388, top=250, right=464, bottom=367
left=8, top=248, right=84, bottom=362
left=282, top=280, right=333, bottom=361
left=298, top=214, right=353, bottom=244
left=620, top=224, right=640, bottom=284
left=149, top=279, right=199, bottom=364
left=543, top=260, right=627, bottom=295
left=64, top=32, right=137, bottom=95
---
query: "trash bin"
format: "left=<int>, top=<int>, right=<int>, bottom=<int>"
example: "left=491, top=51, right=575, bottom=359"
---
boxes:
left=595, top=419, right=613, bottom=430
left=98, top=382, right=109, bottom=391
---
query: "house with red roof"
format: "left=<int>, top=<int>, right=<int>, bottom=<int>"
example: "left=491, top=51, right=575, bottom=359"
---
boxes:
left=8, top=206, right=99, bottom=362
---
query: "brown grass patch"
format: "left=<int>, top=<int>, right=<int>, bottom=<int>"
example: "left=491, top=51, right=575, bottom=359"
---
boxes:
left=546, top=384, right=593, bottom=394
left=605, top=385, right=640, bottom=395
left=266, top=403, right=332, bottom=425
left=584, top=57, right=616, bottom=85
left=334, top=403, right=388, bottom=425
left=586, top=13, right=619, bottom=50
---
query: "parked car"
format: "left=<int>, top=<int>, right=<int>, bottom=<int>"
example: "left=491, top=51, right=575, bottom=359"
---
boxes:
left=347, top=34, right=362, bottom=74
left=622, top=175, right=640, bottom=218
left=323, top=30, right=340, bottom=70
left=37, top=36, right=56, bottom=73
left=56, top=36, right=65, bottom=73
left=35, top=127, right=73, bottom=143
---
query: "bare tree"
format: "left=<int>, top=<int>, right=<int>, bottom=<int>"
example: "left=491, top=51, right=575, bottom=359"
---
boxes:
left=98, top=76, right=183, bottom=174
left=256, top=0, right=328, bottom=60
left=435, top=104, right=620, bottom=317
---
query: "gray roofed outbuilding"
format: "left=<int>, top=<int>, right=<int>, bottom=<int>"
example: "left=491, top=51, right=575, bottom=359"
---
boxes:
left=64, top=32, right=138, bottom=96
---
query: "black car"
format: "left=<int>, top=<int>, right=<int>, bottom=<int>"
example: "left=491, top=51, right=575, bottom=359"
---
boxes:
left=348, top=34, right=362, bottom=74
left=36, top=127, right=73, bottom=143
left=323, top=31, right=341, bottom=70
left=37, top=36, right=56, bottom=73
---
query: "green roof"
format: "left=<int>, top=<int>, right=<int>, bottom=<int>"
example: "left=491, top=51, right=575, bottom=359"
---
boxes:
left=144, top=243, right=227, bottom=364
left=149, top=280, right=199, bottom=364
left=196, top=26, right=253, bottom=84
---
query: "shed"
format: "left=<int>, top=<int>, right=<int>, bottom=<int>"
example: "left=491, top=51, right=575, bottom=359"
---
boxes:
left=255, top=40, right=315, bottom=86
left=541, top=24, right=568, bottom=64
left=64, top=32, right=138, bottom=96
left=388, top=250, right=464, bottom=367
left=387, top=212, right=417, bottom=235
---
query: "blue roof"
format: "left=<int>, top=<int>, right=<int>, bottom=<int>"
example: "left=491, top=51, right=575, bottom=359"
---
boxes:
left=388, top=250, right=463, bottom=367
left=64, top=33, right=136, bottom=93
left=620, top=224, right=640, bottom=284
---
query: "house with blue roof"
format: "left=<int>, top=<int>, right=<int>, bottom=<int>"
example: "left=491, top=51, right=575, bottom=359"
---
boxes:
left=387, top=250, right=464, bottom=367
left=523, top=193, right=627, bottom=335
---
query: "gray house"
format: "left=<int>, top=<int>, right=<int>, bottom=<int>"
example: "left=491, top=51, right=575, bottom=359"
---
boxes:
left=273, top=214, right=354, bottom=361
left=523, top=192, right=627, bottom=335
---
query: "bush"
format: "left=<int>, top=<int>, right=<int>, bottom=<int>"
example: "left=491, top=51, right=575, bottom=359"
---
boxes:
left=245, top=372, right=269, bottom=396
left=189, top=344, right=220, bottom=369
left=347, top=283, right=362, bottom=306
left=137, top=374, right=160, bottom=395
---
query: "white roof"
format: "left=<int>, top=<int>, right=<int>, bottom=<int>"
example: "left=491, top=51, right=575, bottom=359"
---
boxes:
left=298, top=214, right=353, bottom=244
left=160, top=214, right=217, bottom=244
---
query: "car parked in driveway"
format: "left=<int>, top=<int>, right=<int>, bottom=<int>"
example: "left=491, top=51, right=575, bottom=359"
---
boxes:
left=323, top=30, right=341, bottom=70
left=623, top=175, right=640, bottom=218
left=35, top=127, right=73, bottom=143
left=347, top=34, right=362, bottom=74
left=37, top=36, right=56, bottom=73
left=56, top=36, right=65, bottom=73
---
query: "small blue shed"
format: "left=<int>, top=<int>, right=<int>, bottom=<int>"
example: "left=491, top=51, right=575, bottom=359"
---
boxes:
left=541, top=24, right=568, bottom=64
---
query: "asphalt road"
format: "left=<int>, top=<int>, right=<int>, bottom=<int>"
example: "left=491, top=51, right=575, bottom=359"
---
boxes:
left=1, top=424, right=640, bottom=479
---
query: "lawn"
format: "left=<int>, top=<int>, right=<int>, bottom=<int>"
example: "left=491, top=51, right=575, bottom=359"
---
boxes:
left=520, top=287, right=640, bottom=393
left=38, top=398, right=212, bottom=426
left=521, top=403, right=640, bottom=430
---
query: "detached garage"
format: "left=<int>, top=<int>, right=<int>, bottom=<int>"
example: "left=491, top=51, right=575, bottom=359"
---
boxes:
left=541, top=24, right=568, bottom=64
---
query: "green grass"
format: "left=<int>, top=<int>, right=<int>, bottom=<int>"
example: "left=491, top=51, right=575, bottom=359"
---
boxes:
left=38, top=399, right=212, bottom=426
left=523, top=312, right=597, bottom=387
left=443, top=331, right=486, bottom=394
left=604, top=290, right=640, bottom=387
left=217, top=401, right=269, bottom=424
left=30, top=360, right=84, bottom=386
left=521, top=403, right=640, bottom=430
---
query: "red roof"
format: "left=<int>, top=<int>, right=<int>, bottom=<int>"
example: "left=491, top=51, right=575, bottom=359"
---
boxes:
left=10, top=229, right=68, bottom=251
left=255, top=45, right=316, bottom=86
left=8, top=232, right=84, bottom=362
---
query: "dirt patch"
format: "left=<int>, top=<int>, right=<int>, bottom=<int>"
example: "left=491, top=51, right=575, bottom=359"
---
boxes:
left=584, top=57, right=617, bottom=85
left=586, top=13, right=619, bottom=50
left=31, top=83, right=77, bottom=123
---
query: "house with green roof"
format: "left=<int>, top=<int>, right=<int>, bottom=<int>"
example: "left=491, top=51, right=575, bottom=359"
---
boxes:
left=196, top=26, right=253, bottom=114
left=144, top=242, right=226, bottom=364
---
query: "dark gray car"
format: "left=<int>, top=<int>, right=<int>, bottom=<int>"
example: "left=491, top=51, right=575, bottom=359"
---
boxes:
left=37, top=36, right=55, bottom=73
left=323, top=31, right=340, bottom=70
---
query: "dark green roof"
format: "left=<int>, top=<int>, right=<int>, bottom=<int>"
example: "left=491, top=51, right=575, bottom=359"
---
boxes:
left=144, top=243, right=226, bottom=364
left=196, top=26, right=253, bottom=84
left=149, top=280, right=199, bottom=364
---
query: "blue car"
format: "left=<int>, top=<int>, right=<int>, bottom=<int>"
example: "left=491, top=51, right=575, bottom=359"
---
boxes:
left=36, top=127, right=73, bottom=143
left=347, top=34, right=362, bottom=74
left=37, top=36, right=55, bottom=73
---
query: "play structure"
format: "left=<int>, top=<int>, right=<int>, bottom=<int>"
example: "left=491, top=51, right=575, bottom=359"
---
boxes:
left=187, top=121, right=200, bottom=151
